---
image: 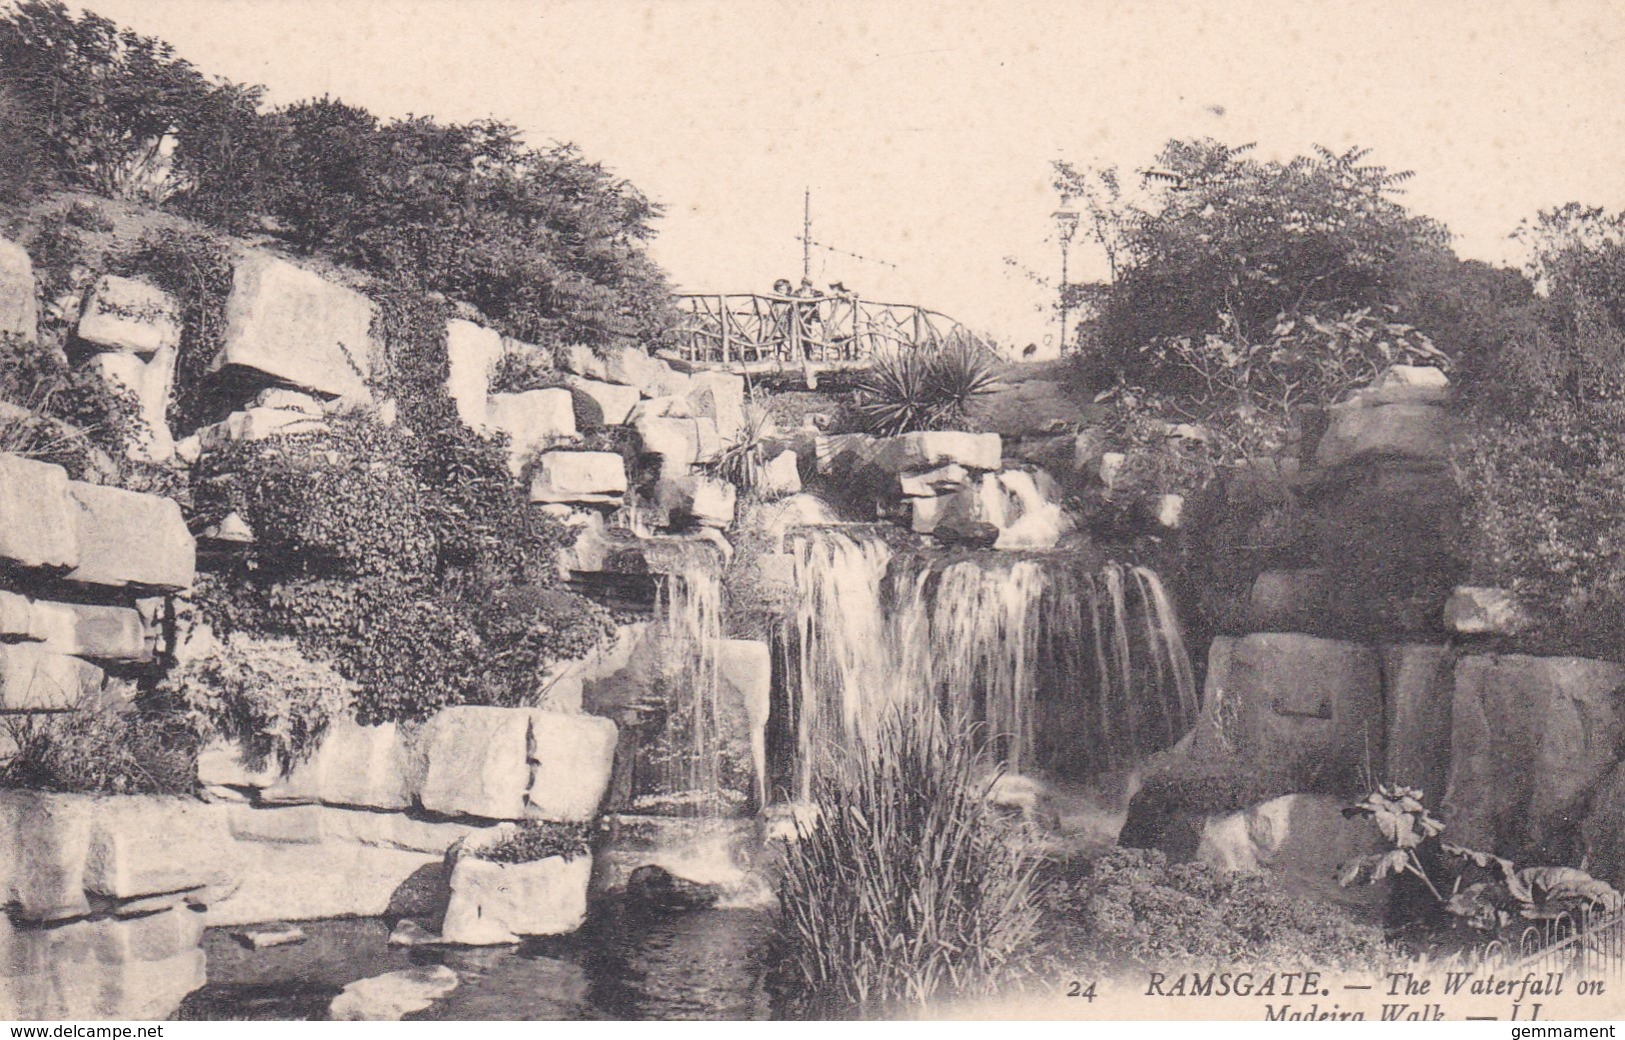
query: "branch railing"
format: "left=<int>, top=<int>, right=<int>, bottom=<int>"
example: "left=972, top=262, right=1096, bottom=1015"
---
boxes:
left=672, top=292, right=966, bottom=366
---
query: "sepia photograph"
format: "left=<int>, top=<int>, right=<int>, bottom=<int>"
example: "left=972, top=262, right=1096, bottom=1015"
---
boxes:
left=0, top=0, right=1623, bottom=1025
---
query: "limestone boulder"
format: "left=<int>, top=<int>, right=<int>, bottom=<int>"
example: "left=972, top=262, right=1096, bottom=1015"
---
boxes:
left=758, top=449, right=802, bottom=498
left=253, top=387, right=324, bottom=414
left=259, top=720, right=411, bottom=810
left=86, top=347, right=177, bottom=463
left=634, top=415, right=723, bottom=477
left=663, top=474, right=737, bottom=529
left=75, top=275, right=180, bottom=355
left=82, top=796, right=236, bottom=902
left=1582, top=761, right=1625, bottom=893
left=1195, top=793, right=1390, bottom=910
left=0, top=789, right=94, bottom=920
left=0, top=908, right=208, bottom=1020
left=0, top=644, right=104, bottom=711
left=1314, top=394, right=1459, bottom=468
left=213, top=252, right=374, bottom=400
left=686, top=371, right=747, bottom=440
left=602, top=344, right=664, bottom=390
left=875, top=431, right=1001, bottom=473
left=526, top=710, right=618, bottom=822
left=1445, top=586, right=1529, bottom=636
left=1247, top=569, right=1331, bottom=634
left=444, top=319, right=503, bottom=430
left=194, top=405, right=328, bottom=450
left=1382, top=644, right=1457, bottom=803
left=412, top=706, right=535, bottom=820
left=1445, top=653, right=1625, bottom=860
left=440, top=833, right=593, bottom=944
left=0, top=592, right=149, bottom=663
left=563, top=374, right=640, bottom=426
left=529, top=450, right=628, bottom=505
left=0, top=454, right=79, bottom=571
left=1188, top=633, right=1383, bottom=785
left=643, top=359, right=693, bottom=399
left=196, top=740, right=283, bottom=790
left=329, top=965, right=459, bottom=1020
left=203, top=841, right=442, bottom=926
left=0, top=236, right=37, bottom=340
left=65, top=481, right=195, bottom=591
left=484, top=388, right=576, bottom=475
left=899, top=463, right=968, bottom=497
left=557, top=343, right=608, bottom=381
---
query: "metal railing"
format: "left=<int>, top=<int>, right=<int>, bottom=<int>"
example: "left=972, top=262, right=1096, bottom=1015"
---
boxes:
left=1508, top=904, right=1625, bottom=985
left=672, top=292, right=966, bottom=367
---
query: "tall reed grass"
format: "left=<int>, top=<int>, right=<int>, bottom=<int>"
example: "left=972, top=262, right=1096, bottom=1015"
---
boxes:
left=774, top=707, right=1043, bottom=1018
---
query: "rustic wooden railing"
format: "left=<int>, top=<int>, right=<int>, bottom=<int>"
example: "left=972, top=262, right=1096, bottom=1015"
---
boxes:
left=671, top=292, right=966, bottom=370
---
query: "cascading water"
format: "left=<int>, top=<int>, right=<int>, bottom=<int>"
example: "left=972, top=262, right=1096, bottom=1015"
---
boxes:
left=783, top=528, right=1196, bottom=798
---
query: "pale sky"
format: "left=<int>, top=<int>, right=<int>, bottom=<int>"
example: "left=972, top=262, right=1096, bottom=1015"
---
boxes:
left=79, top=0, right=1625, bottom=351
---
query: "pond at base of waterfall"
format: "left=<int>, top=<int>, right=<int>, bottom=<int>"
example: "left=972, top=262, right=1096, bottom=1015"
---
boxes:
left=178, top=901, right=777, bottom=1021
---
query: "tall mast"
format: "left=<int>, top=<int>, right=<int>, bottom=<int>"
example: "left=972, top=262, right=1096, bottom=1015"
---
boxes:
left=802, top=187, right=811, bottom=282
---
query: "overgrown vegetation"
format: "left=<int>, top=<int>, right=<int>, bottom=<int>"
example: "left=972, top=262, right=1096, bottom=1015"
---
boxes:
left=471, top=820, right=593, bottom=864
left=774, top=708, right=1043, bottom=1019
left=0, top=0, right=678, bottom=350
left=0, top=690, right=196, bottom=795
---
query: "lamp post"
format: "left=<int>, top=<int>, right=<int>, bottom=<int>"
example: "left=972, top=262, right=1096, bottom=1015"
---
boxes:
left=1052, top=197, right=1080, bottom=355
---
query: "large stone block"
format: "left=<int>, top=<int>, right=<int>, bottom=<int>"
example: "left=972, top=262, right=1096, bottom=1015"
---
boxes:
left=1246, top=569, right=1330, bottom=634
left=213, top=252, right=375, bottom=400
left=444, top=319, right=503, bottom=430
left=203, top=842, right=442, bottom=926
left=563, top=374, right=640, bottom=427
left=329, top=965, right=459, bottom=1021
left=1445, top=586, right=1529, bottom=635
left=1382, top=644, right=1456, bottom=803
left=601, top=344, right=663, bottom=390
left=196, top=739, right=283, bottom=789
left=1444, top=653, right=1625, bottom=860
left=82, top=797, right=236, bottom=902
left=1188, top=633, right=1383, bottom=785
left=686, top=371, right=747, bottom=441
left=1583, top=761, right=1625, bottom=893
left=259, top=720, right=411, bottom=810
left=0, top=909, right=208, bottom=1020
left=0, top=592, right=149, bottom=663
left=758, top=449, right=802, bottom=498
left=557, top=343, right=608, bottom=381
left=634, top=416, right=723, bottom=477
left=528, top=450, right=628, bottom=505
left=527, top=710, right=618, bottom=822
left=440, top=834, right=592, bottom=944
left=194, top=405, right=329, bottom=450
left=65, top=481, right=195, bottom=591
left=662, top=474, right=737, bottom=529
left=86, top=347, right=177, bottom=462
left=1314, top=396, right=1459, bottom=468
left=75, top=275, right=180, bottom=355
left=875, top=431, right=1001, bottom=473
left=0, top=454, right=79, bottom=571
left=0, top=236, right=37, bottom=341
left=0, top=789, right=94, bottom=921
left=412, top=706, right=535, bottom=820
left=0, top=644, right=104, bottom=711
left=484, top=389, right=576, bottom=475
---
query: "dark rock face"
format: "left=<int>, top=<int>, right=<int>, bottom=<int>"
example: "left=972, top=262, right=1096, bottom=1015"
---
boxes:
left=932, top=518, right=1000, bottom=549
left=625, top=865, right=721, bottom=911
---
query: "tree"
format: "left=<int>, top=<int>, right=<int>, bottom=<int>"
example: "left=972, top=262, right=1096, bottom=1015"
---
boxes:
left=1056, top=139, right=1453, bottom=391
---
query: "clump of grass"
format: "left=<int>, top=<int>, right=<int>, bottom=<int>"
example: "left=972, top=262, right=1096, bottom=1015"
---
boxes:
left=853, top=337, right=1000, bottom=436
left=473, top=820, right=592, bottom=864
left=774, top=708, right=1043, bottom=1019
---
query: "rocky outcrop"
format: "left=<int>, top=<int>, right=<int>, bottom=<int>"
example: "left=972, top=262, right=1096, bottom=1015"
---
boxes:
left=213, top=252, right=375, bottom=401
left=439, top=828, right=593, bottom=945
left=1313, top=366, right=1459, bottom=468
left=85, top=348, right=177, bottom=462
left=444, top=319, right=504, bottom=430
left=0, top=454, right=80, bottom=571
left=0, top=644, right=105, bottom=711
left=564, top=374, right=640, bottom=427
left=411, top=707, right=617, bottom=822
left=528, top=450, right=628, bottom=506
left=1188, top=633, right=1383, bottom=787
left=0, top=907, right=208, bottom=1020
left=1444, top=653, right=1625, bottom=862
left=329, top=965, right=459, bottom=1021
left=0, top=593, right=150, bottom=664
left=484, top=388, right=576, bottom=475
left=1445, top=586, right=1529, bottom=636
left=65, top=481, right=195, bottom=591
left=258, top=721, right=411, bottom=810
left=0, top=236, right=37, bottom=341
left=1381, top=644, right=1456, bottom=803
left=1193, top=793, right=1389, bottom=910
left=76, top=275, right=180, bottom=356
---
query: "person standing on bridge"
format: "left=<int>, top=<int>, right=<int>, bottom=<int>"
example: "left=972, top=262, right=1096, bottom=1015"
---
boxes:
left=794, top=278, right=825, bottom=360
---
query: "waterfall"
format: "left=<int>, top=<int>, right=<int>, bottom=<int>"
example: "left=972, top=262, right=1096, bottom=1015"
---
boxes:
left=646, top=565, right=730, bottom=815
left=782, top=528, right=1197, bottom=798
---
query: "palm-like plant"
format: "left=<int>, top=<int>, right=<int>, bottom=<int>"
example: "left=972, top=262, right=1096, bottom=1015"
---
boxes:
left=853, top=337, right=1000, bottom=437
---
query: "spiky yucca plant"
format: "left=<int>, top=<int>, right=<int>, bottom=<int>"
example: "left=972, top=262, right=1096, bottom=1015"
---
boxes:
left=853, top=338, right=1000, bottom=436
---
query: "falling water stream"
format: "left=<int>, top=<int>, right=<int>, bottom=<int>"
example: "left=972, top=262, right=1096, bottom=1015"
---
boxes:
left=783, top=528, right=1197, bottom=798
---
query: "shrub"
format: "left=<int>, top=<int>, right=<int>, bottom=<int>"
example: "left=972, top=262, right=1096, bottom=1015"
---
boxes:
left=853, top=338, right=1000, bottom=436
left=1044, top=846, right=1390, bottom=971
left=109, top=227, right=235, bottom=434
left=161, top=631, right=353, bottom=772
left=472, top=821, right=592, bottom=864
left=0, top=693, right=196, bottom=795
left=471, top=584, right=615, bottom=707
left=774, top=708, right=1043, bottom=1018
left=0, top=330, right=147, bottom=479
